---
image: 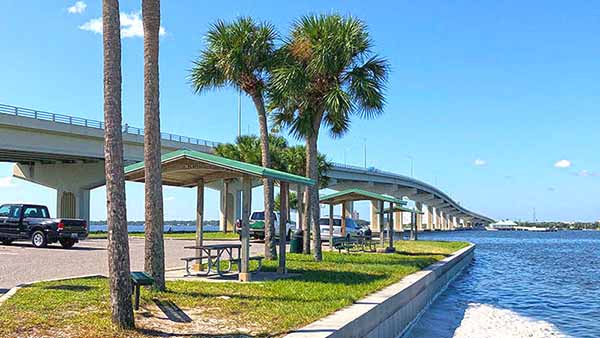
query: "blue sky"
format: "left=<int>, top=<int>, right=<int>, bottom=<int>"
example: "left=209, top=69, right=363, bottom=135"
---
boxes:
left=1, top=0, right=599, bottom=222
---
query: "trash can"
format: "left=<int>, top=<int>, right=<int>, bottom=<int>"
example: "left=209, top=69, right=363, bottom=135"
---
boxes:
left=290, top=229, right=303, bottom=253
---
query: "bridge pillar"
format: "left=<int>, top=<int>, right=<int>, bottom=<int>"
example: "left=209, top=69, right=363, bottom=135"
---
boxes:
left=219, top=180, right=236, bottom=232
left=343, top=201, right=354, bottom=219
left=436, top=209, right=444, bottom=231
left=394, top=210, right=403, bottom=232
left=426, top=205, right=434, bottom=231
left=13, top=162, right=105, bottom=223
left=370, top=201, right=380, bottom=231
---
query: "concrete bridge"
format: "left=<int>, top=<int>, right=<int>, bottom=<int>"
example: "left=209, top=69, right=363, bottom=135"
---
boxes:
left=0, top=103, right=493, bottom=229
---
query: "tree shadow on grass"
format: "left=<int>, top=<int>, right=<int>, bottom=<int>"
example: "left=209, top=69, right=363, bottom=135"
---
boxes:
left=42, top=284, right=95, bottom=292
left=394, top=251, right=452, bottom=257
left=6, top=242, right=105, bottom=251
left=137, top=328, right=259, bottom=338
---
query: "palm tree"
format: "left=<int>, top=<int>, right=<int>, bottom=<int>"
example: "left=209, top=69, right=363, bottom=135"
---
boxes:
left=270, top=14, right=389, bottom=261
left=190, top=18, right=278, bottom=260
left=102, top=0, right=134, bottom=328
left=142, top=0, right=165, bottom=291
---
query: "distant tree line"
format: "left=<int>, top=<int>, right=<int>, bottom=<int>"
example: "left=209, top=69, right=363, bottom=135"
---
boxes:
left=518, top=221, right=600, bottom=230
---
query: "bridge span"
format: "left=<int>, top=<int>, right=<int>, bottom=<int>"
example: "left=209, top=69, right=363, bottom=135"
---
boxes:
left=0, top=103, right=493, bottom=229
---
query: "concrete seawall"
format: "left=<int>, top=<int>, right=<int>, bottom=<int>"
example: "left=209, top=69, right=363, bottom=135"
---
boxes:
left=285, top=243, right=475, bottom=338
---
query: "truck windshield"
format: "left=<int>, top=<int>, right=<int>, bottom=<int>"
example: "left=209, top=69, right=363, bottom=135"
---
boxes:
left=250, top=212, right=276, bottom=221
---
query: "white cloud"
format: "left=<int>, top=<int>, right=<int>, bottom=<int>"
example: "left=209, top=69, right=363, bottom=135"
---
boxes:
left=67, top=1, right=87, bottom=14
left=575, top=170, right=599, bottom=177
left=164, top=196, right=175, bottom=202
left=554, top=159, right=571, bottom=168
left=79, top=11, right=166, bottom=38
left=79, top=17, right=102, bottom=34
left=474, top=159, right=487, bottom=166
left=0, top=176, right=17, bottom=188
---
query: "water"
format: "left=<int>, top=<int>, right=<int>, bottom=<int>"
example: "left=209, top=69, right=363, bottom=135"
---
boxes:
left=407, top=230, right=600, bottom=338
left=89, top=224, right=219, bottom=233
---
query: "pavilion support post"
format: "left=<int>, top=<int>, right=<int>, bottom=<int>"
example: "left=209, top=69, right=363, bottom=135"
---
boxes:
left=410, top=213, right=417, bottom=240
left=379, top=200, right=385, bottom=247
left=239, top=176, right=252, bottom=282
left=387, top=202, right=395, bottom=253
left=296, top=184, right=303, bottom=235
left=341, top=202, right=347, bottom=236
left=278, top=182, right=288, bottom=274
left=329, top=204, right=334, bottom=251
left=415, top=202, right=423, bottom=231
left=195, top=179, right=204, bottom=271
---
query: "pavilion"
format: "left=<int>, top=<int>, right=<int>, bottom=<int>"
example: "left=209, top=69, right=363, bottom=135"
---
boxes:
left=124, top=149, right=314, bottom=282
left=382, top=204, right=425, bottom=241
left=319, top=188, right=407, bottom=251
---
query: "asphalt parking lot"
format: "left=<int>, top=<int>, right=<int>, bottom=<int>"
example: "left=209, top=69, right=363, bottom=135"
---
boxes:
left=0, top=237, right=264, bottom=293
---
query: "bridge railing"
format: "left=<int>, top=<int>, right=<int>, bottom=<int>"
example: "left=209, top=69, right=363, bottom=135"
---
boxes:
left=0, top=103, right=221, bottom=148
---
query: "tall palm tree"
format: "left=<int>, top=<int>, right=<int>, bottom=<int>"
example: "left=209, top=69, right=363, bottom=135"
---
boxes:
left=270, top=14, right=389, bottom=261
left=190, top=18, right=279, bottom=260
left=142, top=0, right=165, bottom=291
left=102, top=0, right=134, bottom=328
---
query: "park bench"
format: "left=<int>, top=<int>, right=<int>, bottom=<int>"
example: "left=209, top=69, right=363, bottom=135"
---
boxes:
left=332, top=235, right=375, bottom=253
left=332, top=236, right=358, bottom=253
left=130, top=271, right=154, bottom=310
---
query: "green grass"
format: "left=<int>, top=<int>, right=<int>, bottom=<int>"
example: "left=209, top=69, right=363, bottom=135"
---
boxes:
left=0, top=240, right=468, bottom=337
left=87, top=231, right=239, bottom=240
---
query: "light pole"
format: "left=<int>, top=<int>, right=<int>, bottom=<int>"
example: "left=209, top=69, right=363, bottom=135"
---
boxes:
left=363, top=138, right=367, bottom=168
left=405, top=155, right=414, bottom=177
left=237, top=89, right=242, bottom=137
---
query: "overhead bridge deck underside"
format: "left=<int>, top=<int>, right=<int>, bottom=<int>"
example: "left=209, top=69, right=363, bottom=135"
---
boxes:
left=0, top=103, right=494, bottom=225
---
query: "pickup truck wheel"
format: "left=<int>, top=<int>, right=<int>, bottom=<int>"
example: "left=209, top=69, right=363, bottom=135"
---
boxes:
left=59, top=239, right=76, bottom=249
left=31, top=230, right=48, bottom=248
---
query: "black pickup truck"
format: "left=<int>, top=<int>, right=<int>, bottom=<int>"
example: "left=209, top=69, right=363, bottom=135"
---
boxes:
left=0, top=204, right=88, bottom=248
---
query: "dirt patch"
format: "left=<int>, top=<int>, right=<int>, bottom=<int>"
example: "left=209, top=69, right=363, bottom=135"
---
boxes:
left=135, top=302, right=264, bottom=337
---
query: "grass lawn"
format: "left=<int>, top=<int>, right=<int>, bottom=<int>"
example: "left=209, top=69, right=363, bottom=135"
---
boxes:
left=0, top=240, right=468, bottom=338
left=88, top=231, right=239, bottom=240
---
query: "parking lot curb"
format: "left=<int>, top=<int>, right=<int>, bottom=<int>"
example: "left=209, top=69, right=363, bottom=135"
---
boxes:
left=0, top=274, right=106, bottom=307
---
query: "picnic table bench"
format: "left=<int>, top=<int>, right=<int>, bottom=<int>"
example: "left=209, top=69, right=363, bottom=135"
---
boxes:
left=182, top=243, right=264, bottom=276
left=130, top=271, right=154, bottom=310
left=332, top=235, right=376, bottom=253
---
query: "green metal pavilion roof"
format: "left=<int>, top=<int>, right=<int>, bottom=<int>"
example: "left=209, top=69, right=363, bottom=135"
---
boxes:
left=319, top=188, right=407, bottom=205
left=124, top=149, right=315, bottom=187
left=381, top=205, right=424, bottom=214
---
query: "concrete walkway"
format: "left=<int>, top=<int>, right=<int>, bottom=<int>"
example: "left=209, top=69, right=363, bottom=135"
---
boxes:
left=0, top=237, right=265, bottom=293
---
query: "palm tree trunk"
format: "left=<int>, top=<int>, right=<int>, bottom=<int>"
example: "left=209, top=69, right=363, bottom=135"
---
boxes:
left=302, top=185, right=310, bottom=254
left=142, top=0, right=165, bottom=291
left=306, top=133, right=322, bottom=261
left=102, top=0, right=134, bottom=328
left=251, top=94, right=276, bottom=260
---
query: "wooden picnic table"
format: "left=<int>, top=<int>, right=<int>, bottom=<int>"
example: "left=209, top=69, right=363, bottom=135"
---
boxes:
left=182, top=243, right=242, bottom=277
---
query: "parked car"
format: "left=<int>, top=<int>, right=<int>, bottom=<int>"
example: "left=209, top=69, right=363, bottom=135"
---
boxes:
left=236, top=210, right=295, bottom=240
left=0, top=204, right=88, bottom=248
left=319, top=216, right=364, bottom=240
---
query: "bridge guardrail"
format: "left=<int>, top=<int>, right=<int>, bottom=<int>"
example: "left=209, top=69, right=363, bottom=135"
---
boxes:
left=0, top=103, right=221, bottom=148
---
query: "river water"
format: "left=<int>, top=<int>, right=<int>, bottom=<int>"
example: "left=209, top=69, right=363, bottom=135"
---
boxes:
left=407, top=230, right=600, bottom=338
